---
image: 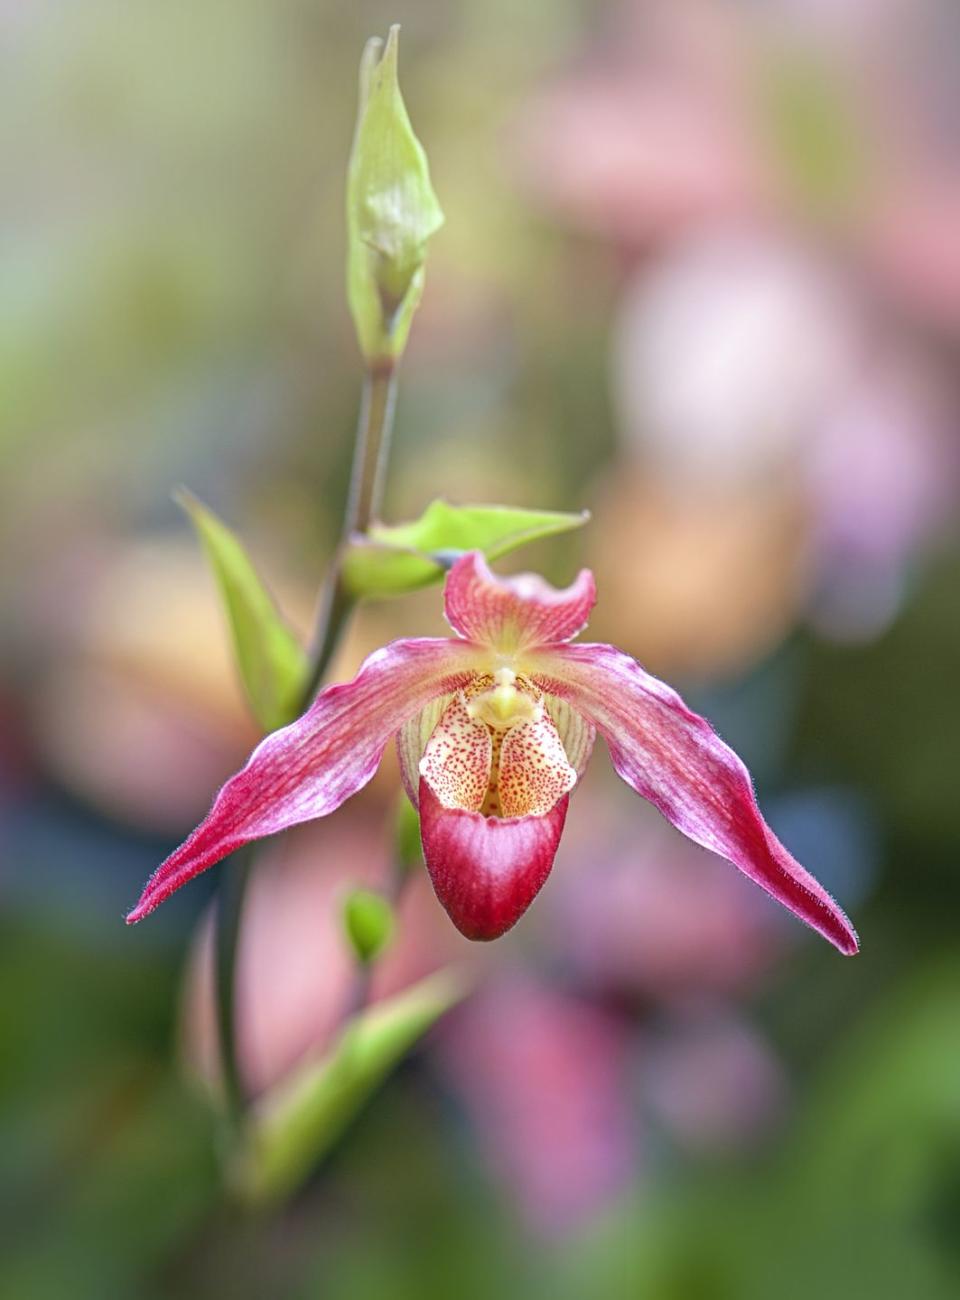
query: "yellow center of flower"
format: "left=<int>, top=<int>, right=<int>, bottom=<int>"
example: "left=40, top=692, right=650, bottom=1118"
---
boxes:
left=418, top=670, right=577, bottom=820
left=464, top=668, right=541, bottom=731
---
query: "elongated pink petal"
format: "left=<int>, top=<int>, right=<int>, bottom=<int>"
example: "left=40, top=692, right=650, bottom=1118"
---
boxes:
left=419, top=779, right=569, bottom=940
left=534, top=644, right=859, bottom=955
left=444, top=551, right=596, bottom=652
left=126, top=639, right=480, bottom=922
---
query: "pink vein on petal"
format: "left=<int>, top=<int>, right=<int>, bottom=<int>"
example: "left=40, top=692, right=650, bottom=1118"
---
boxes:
left=125, top=638, right=481, bottom=922
left=443, top=551, right=596, bottom=650
left=533, top=643, right=859, bottom=955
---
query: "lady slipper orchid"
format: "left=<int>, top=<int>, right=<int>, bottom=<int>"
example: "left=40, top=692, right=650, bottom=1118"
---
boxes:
left=126, top=552, right=858, bottom=954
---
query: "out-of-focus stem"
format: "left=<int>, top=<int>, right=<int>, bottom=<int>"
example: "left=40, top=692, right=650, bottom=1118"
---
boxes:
left=214, top=360, right=400, bottom=1126
left=215, top=844, right=253, bottom=1124
left=301, top=363, right=397, bottom=704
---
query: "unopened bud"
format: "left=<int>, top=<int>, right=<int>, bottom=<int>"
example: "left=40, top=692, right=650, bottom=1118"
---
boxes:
left=346, top=26, right=444, bottom=365
left=342, top=887, right=394, bottom=964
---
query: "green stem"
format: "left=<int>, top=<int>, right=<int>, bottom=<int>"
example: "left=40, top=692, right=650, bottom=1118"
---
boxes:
left=300, top=569, right=353, bottom=708
left=215, top=844, right=254, bottom=1123
left=347, top=362, right=398, bottom=537
left=301, top=363, right=398, bottom=704
left=214, top=360, right=400, bottom=1125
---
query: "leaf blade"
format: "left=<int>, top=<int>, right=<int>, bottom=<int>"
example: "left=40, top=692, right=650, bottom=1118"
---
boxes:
left=342, top=500, right=590, bottom=599
left=236, top=968, right=469, bottom=1203
left=177, top=489, right=308, bottom=733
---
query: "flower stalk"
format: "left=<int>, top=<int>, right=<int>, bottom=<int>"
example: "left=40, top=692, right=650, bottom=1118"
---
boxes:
left=301, top=363, right=398, bottom=705
left=210, top=26, right=441, bottom=1127
left=214, top=360, right=401, bottom=1124
left=214, top=843, right=254, bottom=1123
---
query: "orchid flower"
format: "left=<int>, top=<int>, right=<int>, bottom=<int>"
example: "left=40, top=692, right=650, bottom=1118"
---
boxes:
left=126, top=552, right=858, bottom=953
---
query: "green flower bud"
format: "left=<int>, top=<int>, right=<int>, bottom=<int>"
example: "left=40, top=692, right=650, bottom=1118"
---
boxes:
left=342, top=887, right=395, bottom=964
left=346, top=26, right=444, bottom=365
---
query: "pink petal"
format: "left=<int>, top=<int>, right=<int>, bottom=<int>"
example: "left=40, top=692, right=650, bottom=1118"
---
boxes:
left=419, top=778, right=568, bottom=940
left=126, top=639, right=480, bottom=922
left=444, top=551, right=596, bottom=651
left=534, top=644, right=859, bottom=955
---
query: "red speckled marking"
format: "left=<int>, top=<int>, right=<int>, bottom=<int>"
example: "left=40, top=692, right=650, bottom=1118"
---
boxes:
left=420, top=676, right=577, bottom=820
left=419, top=693, right=493, bottom=813
left=499, top=713, right=577, bottom=817
left=419, top=779, right=570, bottom=940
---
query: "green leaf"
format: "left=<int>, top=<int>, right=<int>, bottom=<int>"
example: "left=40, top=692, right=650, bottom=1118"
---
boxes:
left=234, top=969, right=469, bottom=1204
left=347, top=26, right=444, bottom=364
left=342, top=499, right=590, bottom=599
left=342, top=888, right=394, bottom=964
left=177, top=489, right=308, bottom=733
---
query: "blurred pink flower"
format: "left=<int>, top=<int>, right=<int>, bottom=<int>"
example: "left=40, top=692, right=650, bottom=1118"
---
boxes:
left=515, top=0, right=765, bottom=247
left=435, top=976, right=786, bottom=1232
left=436, top=976, right=636, bottom=1236
left=127, top=552, right=857, bottom=953
left=609, top=233, right=957, bottom=640
left=549, top=797, right=782, bottom=999
left=517, top=0, right=960, bottom=327
left=515, top=0, right=960, bottom=649
left=643, top=1002, right=786, bottom=1153
left=612, top=234, right=858, bottom=490
left=807, top=364, right=955, bottom=638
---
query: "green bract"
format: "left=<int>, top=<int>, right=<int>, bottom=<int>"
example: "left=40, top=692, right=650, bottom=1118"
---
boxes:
left=347, top=26, right=444, bottom=364
left=177, top=490, right=307, bottom=734
left=235, top=970, right=469, bottom=1204
left=342, top=499, right=591, bottom=598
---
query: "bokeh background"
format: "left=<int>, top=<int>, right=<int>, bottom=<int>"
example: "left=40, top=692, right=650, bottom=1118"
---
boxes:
left=3, top=0, right=960, bottom=1296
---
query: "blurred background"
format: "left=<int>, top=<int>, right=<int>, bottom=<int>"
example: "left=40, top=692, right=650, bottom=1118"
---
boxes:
left=2, top=0, right=960, bottom=1296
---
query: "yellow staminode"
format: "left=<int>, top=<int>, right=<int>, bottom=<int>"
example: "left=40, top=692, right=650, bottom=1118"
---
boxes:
left=465, top=668, right=541, bottom=732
